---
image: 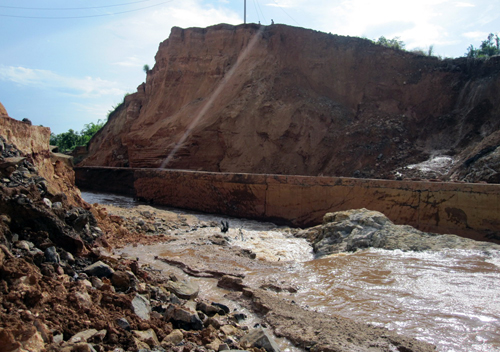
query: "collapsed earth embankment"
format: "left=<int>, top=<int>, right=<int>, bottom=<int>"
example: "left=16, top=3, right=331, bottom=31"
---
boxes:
left=80, top=23, right=500, bottom=183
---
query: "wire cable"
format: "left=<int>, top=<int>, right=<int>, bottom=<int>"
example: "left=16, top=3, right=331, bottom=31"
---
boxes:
left=0, top=0, right=156, bottom=11
left=254, top=0, right=267, bottom=24
left=252, top=0, right=261, bottom=23
left=270, top=0, right=301, bottom=26
left=0, top=1, right=173, bottom=19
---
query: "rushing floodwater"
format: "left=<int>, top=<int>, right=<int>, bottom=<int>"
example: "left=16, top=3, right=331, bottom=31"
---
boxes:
left=82, top=191, right=500, bottom=352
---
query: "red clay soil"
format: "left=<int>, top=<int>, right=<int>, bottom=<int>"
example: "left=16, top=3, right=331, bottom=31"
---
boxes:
left=81, top=24, right=500, bottom=183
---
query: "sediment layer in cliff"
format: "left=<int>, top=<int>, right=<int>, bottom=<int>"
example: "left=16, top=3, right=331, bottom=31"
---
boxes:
left=81, top=23, right=500, bottom=182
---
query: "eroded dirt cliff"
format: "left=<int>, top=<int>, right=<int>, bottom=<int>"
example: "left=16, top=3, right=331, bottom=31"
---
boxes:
left=81, top=23, right=500, bottom=182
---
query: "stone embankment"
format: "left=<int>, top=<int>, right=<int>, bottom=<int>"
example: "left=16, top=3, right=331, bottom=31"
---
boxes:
left=75, top=167, right=500, bottom=244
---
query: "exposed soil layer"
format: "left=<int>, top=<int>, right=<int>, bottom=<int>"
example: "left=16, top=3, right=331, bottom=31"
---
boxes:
left=81, top=24, right=500, bottom=183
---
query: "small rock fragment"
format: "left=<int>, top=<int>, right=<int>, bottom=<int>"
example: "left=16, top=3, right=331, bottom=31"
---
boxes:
left=162, top=329, right=183, bottom=345
left=44, top=246, right=60, bottom=263
left=83, top=260, right=114, bottom=278
left=165, top=278, right=199, bottom=300
left=132, top=293, right=151, bottom=320
left=132, top=328, right=160, bottom=347
left=241, top=328, right=281, bottom=352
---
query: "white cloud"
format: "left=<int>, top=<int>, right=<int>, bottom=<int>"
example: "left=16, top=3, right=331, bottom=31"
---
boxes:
left=0, top=65, right=126, bottom=98
left=463, top=31, right=489, bottom=40
left=113, top=56, right=144, bottom=68
left=455, top=2, right=475, bottom=7
left=106, top=0, right=241, bottom=49
left=72, top=101, right=119, bottom=120
left=265, top=0, right=302, bottom=8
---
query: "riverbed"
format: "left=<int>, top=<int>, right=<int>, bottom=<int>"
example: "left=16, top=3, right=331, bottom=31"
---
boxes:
left=82, top=191, right=500, bottom=352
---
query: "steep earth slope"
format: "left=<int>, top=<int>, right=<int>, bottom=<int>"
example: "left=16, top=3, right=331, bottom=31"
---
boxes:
left=81, top=23, right=500, bottom=182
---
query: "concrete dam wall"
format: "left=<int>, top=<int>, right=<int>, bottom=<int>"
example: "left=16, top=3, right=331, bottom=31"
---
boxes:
left=75, top=167, right=500, bottom=243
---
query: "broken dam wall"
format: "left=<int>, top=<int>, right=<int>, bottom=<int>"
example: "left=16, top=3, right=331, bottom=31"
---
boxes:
left=75, top=167, right=500, bottom=243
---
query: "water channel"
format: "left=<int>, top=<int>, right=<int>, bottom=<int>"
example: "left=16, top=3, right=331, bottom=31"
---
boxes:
left=82, top=191, right=500, bottom=352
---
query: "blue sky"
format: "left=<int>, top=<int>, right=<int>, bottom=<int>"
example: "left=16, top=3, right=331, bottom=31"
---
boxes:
left=0, top=0, right=498, bottom=134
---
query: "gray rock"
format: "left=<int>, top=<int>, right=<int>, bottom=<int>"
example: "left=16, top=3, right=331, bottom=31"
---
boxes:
left=111, top=270, right=131, bottom=291
left=42, top=198, right=52, bottom=208
left=44, top=246, right=60, bottom=263
left=196, top=301, right=223, bottom=317
left=116, top=318, right=131, bottom=331
left=69, top=329, right=99, bottom=344
left=162, top=329, right=183, bottom=345
left=217, top=275, right=244, bottom=291
left=60, top=250, right=75, bottom=264
left=132, top=293, right=151, bottom=320
left=91, top=276, right=104, bottom=289
left=15, top=240, right=34, bottom=251
left=0, top=157, right=25, bottom=170
left=132, top=328, right=160, bottom=347
left=169, top=293, right=181, bottom=305
left=241, top=328, right=281, bottom=352
left=83, top=260, right=115, bottom=278
left=218, top=343, right=230, bottom=351
left=212, top=302, right=230, bottom=314
left=52, top=333, right=64, bottom=344
left=73, top=291, right=93, bottom=309
left=302, top=208, right=500, bottom=256
left=69, top=343, right=98, bottom=352
left=165, top=304, right=203, bottom=330
left=165, top=278, right=199, bottom=300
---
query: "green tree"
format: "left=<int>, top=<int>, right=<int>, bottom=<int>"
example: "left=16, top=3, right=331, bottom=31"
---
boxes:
left=143, top=64, right=150, bottom=74
left=53, top=129, right=80, bottom=152
left=79, top=120, right=105, bottom=146
left=375, top=36, right=406, bottom=50
left=50, top=119, right=106, bottom=152
left=466, top=33, right=500, bottom=58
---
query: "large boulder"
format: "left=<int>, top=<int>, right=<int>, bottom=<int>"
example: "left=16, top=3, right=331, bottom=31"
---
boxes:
left=299, top=208, right=500, bottom=256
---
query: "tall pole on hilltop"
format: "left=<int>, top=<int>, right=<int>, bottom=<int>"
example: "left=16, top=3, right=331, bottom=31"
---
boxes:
left=244, top=0, right=246, bottom=24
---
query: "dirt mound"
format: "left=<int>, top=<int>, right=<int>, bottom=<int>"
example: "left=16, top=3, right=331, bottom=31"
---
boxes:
left=80, top=24, right=500, bottom=183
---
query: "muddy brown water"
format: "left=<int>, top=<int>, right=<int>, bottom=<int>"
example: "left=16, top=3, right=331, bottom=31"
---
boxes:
left=83, top=191, right=500, bottom=352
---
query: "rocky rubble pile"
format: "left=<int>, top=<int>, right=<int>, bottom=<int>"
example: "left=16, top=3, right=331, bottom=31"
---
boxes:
left=0, top=136, right=274, bottom=352
left=298, top=208, right=500, bottom=256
